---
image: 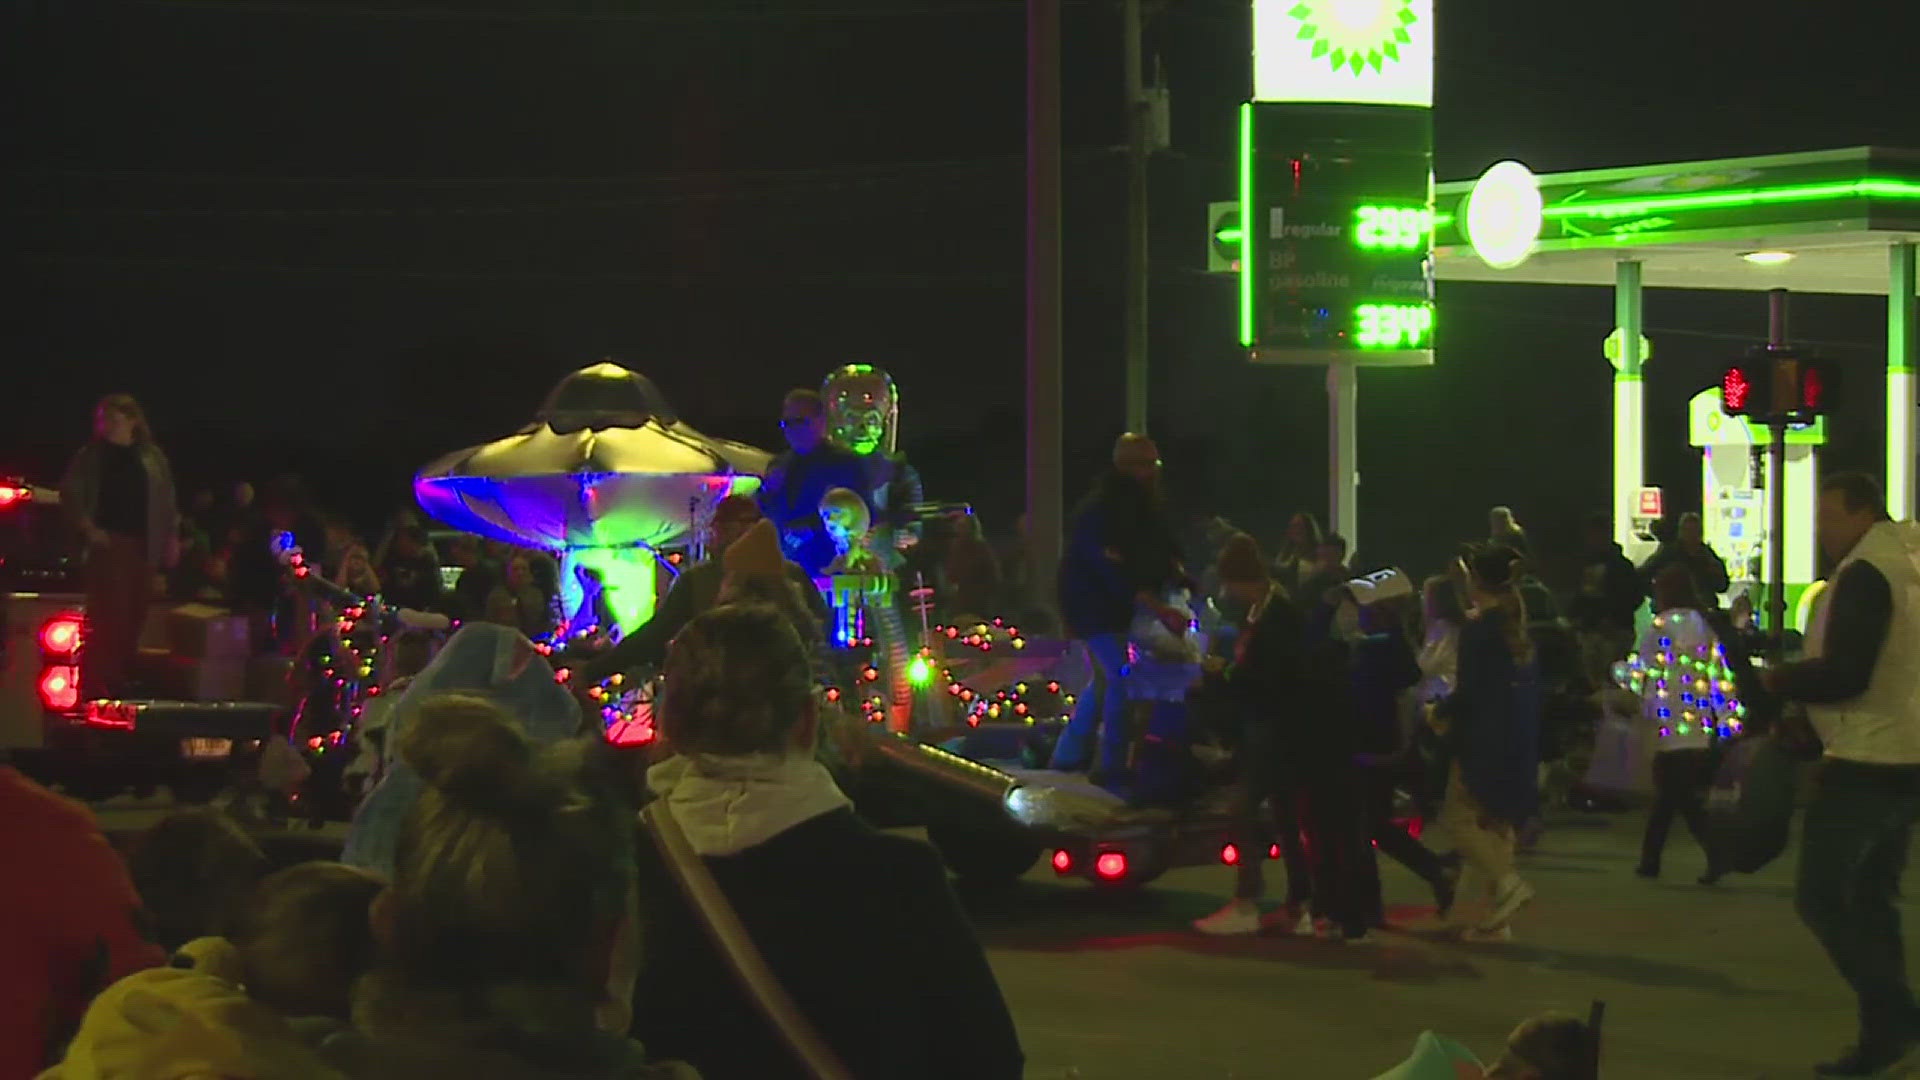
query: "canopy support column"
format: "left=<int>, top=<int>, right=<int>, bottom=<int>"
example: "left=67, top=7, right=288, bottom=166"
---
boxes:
left=1613, top=259, right=1645, bottom=546
left=1890, top=242, right=1916, bottom=520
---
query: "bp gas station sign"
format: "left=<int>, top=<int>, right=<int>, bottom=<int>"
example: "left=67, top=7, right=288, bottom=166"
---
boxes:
left=1237, top=0, right=1436, bottom=365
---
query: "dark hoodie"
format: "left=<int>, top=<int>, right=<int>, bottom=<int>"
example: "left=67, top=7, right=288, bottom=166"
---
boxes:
left=1571, top=539, right=1643, bottom=634
left=1056, top=470, right=1183, bottom=637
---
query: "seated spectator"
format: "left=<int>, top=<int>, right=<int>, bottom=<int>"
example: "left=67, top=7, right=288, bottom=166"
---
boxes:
left=342, top=622, right=583, bottom=879
left=45, top=862, right=384, bottom=1079
left=631, top=603, right=1023, bottom=1079
left=321, top=696, right=694, bottom=1079
left=123, top=808, right=268, bottom=953
left=0, top=762, right=165, bottom=1078
left=443, top=535, right=501, bottom=620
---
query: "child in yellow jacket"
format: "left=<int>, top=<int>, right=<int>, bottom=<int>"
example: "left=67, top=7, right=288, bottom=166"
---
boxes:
left=43, top=862, right=383, bottom=1080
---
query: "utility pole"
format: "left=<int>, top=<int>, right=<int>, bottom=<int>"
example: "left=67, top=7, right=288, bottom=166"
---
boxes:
left=1122, top=0, right=1149, bottom=433
left=1026, top=0, right=1064, bottom=612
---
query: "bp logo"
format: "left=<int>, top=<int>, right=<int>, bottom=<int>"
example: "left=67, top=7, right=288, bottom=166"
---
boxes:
left=1286, top=0, right=1418, bottom=76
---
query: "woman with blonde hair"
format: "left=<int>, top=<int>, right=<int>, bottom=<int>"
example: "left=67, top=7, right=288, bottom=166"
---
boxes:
left=323, top=694, right=693, bottom=1079
left=1432, top=545, right=1542, bottom=941
left=631, top=603, right=1022, bottom=1079
left=61, top=393, right=180, bottom=698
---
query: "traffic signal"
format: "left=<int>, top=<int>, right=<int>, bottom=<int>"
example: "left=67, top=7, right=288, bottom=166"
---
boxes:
left=1720, top=348, right=1837, bottom=423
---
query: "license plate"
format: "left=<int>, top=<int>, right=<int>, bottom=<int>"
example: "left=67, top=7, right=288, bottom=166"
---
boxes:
left=181, top=737, right=233, bottom=760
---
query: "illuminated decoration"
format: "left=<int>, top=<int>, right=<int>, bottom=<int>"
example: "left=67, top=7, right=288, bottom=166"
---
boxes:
left=0, top=483, right=28, bottom=508
left=822, top=364, right=900, bottom=457
left=1220, top=843, right=1241, bottom=866
left=1463, top=161, right=1543, bottom=269
left=1051, top=849, right=1073, bottom=873
left=1742, top=250, right=1796, bottom=265
left=1094, top=850, right=1130, bottom=881
left=1354, top=205, right=1434, bottom=251
left=1355, top=303, right=1433, bottom=348
left=1237, top=99, right=1434, bottom=364
left=414, top=362, right=770, bottom=634
left=908, top=655, right=934, bottom=687
left=1615, top=610, right=1746, bottom=740
left=1253, top=0, right=1433, bottom=108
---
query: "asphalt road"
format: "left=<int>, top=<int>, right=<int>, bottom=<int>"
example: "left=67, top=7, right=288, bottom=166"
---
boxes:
left=92, top=798, right=1884, bottom=1080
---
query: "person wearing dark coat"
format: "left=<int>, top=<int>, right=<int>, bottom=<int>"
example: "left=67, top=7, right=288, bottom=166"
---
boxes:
left=1347, top=591, right=1458, bottom=923
left=1639, top=512, right=1732, bottom=604
left=631, top=603, right=1022, bottom=1080
left=60, top=395, right=180, bottom=697
left=1049, top=433, right=1188, bottom=781
left=1193, top=533, right=1336, bottom=938
left=1432, top=546, right=1542, bottom=941
left=758, top=389, right=874, bottom=579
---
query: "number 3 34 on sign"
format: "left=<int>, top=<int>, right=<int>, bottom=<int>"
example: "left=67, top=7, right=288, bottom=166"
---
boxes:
left=1354, top=303, right=1433, bottom=348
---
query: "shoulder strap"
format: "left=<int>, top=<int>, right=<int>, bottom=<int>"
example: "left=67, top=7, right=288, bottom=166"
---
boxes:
left=641, top=800, right=854, bottom=1080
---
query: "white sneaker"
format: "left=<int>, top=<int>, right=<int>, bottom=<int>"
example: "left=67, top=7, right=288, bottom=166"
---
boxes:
left=1193, top=899, right=1261, bottom=936
left=1460, top=923, right=1512, bottom=943
left=1291, top=910, right=1318, bottom=936
left=1484, top=874, right=1535, bottom=928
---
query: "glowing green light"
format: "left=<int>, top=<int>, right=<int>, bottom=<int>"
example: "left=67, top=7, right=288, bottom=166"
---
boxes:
left=1285, top=0, right=1418, bottom=77
left=1355, top=303, right=1432, bottom=348
left=1238, top=103, right=1255, bottom=347
left=1353, top=205, right=1432, bottom=251
left=908, top=656, right=933, bottom=687
left=1542, top=178, right=1920, bottom=222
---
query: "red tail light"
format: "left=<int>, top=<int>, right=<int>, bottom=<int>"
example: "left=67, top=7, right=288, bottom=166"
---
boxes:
left=1220, top=843, right=1240, bottom=866
left=0, top=485, right=27, bottom=508
left=39, top=666, right=80, bottom=711
left=40, top=613, right=84, bottom=656
left=1094, top=851, right=1128, bottom=881
left=1051, top=849, right=1073, bottom=873
left=1268, top=843, right=1281, bottom=859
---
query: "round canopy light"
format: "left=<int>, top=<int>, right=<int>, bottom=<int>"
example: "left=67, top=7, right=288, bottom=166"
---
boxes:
left=1465, top=160, right=1543, bottom=270
left=1741, top=250, right=1796, bottom=266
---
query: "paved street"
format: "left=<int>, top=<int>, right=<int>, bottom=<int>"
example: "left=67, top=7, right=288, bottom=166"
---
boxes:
left=971, top=811, right=1883, bottom=1080
left=92, top=798, right=1889, bottom=1080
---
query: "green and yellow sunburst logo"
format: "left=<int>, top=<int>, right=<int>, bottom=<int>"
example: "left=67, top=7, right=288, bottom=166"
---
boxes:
left=1287, top=0, right=1418, bottom=76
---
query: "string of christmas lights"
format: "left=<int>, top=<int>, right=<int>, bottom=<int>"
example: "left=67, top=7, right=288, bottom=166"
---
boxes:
left=1617, top=609, right=1746, bottom=741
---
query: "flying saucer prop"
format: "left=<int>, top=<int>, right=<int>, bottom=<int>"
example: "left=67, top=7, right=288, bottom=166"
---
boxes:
left=414, top=362, right=772, bottom=634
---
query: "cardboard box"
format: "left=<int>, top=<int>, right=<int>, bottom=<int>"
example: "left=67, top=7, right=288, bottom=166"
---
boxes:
left=165, top=604, right=249, bottom=663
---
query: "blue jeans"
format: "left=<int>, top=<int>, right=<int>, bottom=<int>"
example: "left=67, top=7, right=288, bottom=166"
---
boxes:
left=1797, top=759, right=1920, bottom=1048
left=1049, top=633, right=1130, bottom=774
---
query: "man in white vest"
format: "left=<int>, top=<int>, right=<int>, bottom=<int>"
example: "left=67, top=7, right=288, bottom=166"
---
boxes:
left=1764, top=472, right=1920, bottom=1077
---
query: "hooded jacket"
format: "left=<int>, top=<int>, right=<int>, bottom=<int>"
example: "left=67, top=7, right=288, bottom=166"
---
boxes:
left=40, top=938, right=344, bottom=1080
left=631, top=754, right=1022, bottom=1079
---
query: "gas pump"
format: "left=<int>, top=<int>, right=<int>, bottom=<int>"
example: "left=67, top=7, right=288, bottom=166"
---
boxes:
left=1687, top=387, right=1825, bottom=628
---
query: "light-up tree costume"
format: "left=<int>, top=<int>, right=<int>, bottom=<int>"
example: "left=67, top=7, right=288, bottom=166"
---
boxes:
left=822, top=364, right=923, bottom=732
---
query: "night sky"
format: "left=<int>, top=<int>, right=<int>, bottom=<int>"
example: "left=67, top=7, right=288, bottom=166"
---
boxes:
left=6, top=0, right=1920, bottom=586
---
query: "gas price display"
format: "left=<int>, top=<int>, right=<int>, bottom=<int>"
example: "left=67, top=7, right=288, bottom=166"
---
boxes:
left=1240, top=102, right=1435, bottom=363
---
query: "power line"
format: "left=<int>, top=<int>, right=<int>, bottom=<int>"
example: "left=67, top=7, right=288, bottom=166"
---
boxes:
left=13, top=250, right=1025, bottom=288
left=5, top=153, right=1059, bottom=187
left=5, top=149, right=1122, bottom=216
left=127, top=0, right=1054, bottom=22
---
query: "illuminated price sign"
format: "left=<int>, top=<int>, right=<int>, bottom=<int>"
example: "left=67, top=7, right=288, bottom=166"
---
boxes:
left=1240, top=102, right=1435, bottom=365
left=1355, top=303, right=1433, bottom=348
left=1354, top=205, right=1433, bottom=252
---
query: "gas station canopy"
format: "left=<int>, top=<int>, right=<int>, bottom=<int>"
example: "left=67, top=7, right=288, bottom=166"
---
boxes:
left=1433, top=146, right=1920, bottom=294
